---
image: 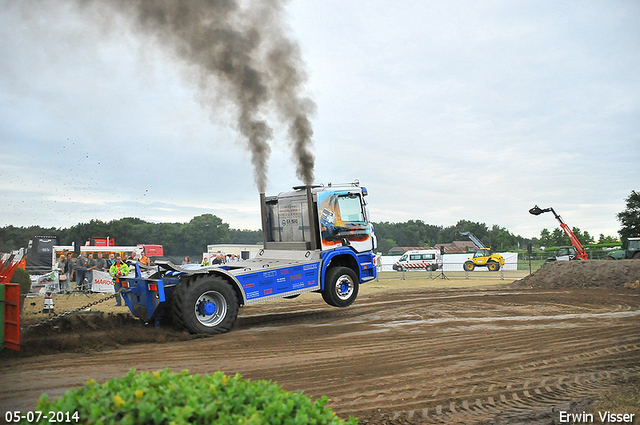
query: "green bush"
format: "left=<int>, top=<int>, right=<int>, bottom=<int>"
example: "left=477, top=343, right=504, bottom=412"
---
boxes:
left=10, top=267, right=32, bottom=294
left=22, top=369, right=357, bottom=425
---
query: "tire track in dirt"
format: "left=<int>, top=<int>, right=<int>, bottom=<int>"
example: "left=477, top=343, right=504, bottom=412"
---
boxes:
left=234, top=291, right=640, bottom=422
left=202, top=290, right=640, bottom=423
left=1, top=288, right=638, bottom=425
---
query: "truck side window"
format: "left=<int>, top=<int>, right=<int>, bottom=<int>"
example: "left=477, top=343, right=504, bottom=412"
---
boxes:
left=337, top=195, right=365, bottom=223
left=399, top=254, right=407, bottom=261
left=410, top=254, right=420, bottom=260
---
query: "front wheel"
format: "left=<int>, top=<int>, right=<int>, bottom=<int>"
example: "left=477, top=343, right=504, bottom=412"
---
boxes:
left=171, top=275, right=239, bottom=335
left=463, top=261, right=475, bottom=272
left=487, top=261, right=500, bottom=271
left=322, top=267, right=359, bottom=307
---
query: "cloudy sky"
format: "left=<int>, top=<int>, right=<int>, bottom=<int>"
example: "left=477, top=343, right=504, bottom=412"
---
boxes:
left=1, top=0, right=638, bottom=239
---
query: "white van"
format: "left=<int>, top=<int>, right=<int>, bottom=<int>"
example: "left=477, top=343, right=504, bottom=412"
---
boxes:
left=393, top=249, right=441, bottom=271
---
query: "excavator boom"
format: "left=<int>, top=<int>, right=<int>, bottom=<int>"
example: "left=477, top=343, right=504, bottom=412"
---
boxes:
left=529, top=205, right=588, bottom=260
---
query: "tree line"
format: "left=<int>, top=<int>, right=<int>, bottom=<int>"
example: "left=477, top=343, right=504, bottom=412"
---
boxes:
left=0, top=214, right=262, bottom=257
left=373, top=219, right=601, bottom=254
left=1, top=190, right=637, bottom=256
left=0, top=216, right=616, bottom=257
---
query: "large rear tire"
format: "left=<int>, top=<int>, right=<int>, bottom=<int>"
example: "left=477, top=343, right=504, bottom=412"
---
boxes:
left=171, top=275, right=239, bottom=335
left=463, top=261, right=475, bottom=272
left=322, top=267, right=358, bottom=308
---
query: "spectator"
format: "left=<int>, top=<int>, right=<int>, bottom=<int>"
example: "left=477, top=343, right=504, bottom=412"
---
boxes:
left=106, top=253, right=115, bottom=269
left=201, top=257, right=210, bottom=266
left=109, top=255, right=130, bottom=307
left=127, top=251, right=138, bottom=265
left=56, top=255, right=69, bottom=293
left=75, top=251, right=88, bottom=292
left=211, top=254, right=223, bottom=265
left=182, top=256, right=190, bottom=265
left=64, top=252, right=75, bottom=292
left=86, top=253, right=95, bottom=291
left=95, top=252, right=107, bottom=272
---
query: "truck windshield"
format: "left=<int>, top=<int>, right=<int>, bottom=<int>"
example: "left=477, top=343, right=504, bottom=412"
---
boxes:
left=337, top=195, right=364, bottom=222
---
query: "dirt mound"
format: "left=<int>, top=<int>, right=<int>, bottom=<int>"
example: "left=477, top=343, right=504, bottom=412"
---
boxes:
left=512, top=260, right=640, bottom=289
left=2, top=313, right=203, bottom=358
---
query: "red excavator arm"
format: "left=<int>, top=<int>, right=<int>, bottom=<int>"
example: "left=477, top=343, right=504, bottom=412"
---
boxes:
left=529, top=205, right=588, bottom=260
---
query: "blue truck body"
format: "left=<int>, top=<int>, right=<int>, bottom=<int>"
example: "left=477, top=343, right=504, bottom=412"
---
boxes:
left=121, top=183, right=377, bottom=335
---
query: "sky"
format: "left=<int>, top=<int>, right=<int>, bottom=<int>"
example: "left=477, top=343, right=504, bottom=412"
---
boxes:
left=1, top=0, right=638, bottom=240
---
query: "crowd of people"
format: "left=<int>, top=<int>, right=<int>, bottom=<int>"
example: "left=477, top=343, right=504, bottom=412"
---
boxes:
left=54, top=251, right=243, bottom=306
left=55, top=251, right=142, bottom=294
left=188, top=253, right=242, bottom=266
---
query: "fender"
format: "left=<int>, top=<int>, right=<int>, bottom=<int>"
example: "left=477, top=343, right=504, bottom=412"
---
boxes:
left=202, top=268, right=247, bottom=305
left=320, top=247, right=376, bottom=290
left=155, top=262, right=248, bottom=305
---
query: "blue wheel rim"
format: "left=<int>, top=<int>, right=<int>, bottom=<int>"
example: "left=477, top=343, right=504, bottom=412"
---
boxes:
left=195, top=290, right=227, bottom=327
left=335, top=274, right=354, bottom=300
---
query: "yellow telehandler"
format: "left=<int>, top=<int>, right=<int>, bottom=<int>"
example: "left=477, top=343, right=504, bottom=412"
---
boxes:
left=458, top=231, right=505, bottom=271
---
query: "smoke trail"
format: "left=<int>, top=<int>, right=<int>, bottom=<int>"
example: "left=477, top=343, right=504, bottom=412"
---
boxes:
left=76, top=0, right=315, bottom=190
left=266, top=37, right=316, bottom=186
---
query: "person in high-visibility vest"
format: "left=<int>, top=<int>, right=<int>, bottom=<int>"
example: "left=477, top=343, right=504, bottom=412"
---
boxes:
left=109, top=255, right=130, bottom=307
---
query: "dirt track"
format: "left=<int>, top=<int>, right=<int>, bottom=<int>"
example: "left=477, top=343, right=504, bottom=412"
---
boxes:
left=1, top=266, right=640, bottom=424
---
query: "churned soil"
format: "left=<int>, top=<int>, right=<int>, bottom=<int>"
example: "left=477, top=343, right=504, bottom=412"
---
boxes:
left=512, top=259, right=640, bottom=289
left=1, top=262, right=639, bottom=425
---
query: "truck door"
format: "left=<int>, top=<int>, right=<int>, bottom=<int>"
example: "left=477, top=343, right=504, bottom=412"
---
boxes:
left=317, top=191, right=372, bottom=253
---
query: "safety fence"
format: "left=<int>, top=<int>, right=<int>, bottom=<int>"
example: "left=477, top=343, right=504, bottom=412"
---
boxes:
left=376, top=253, right=534, bottom=282
left=374, top=267, right=530, bottom=282
left=379, top=253, right=519, bottom=270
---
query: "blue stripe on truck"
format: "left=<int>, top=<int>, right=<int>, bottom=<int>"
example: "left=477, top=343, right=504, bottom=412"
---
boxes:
left=236, top=262, right=320, bottom=300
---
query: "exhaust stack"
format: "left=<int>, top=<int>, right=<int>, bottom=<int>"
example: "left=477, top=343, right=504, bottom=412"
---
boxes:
left=306, top=186, right=319, bottom=250
left=260, top=192, right=269, bottom=247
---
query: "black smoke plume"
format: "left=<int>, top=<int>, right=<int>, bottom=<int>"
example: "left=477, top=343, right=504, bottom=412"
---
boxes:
left=79, top=0, right=316, bottom=191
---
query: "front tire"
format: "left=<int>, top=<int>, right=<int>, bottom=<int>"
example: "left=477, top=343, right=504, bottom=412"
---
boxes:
left=322, top=267, right=358, bottom=307
left=171, top=275, right=239, bottom=335
left=487, top=261, right=500, bottom=271
left=463, top=261, right=475, bottom=272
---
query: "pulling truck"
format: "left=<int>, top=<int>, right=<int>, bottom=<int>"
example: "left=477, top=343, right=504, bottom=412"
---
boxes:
left=121, top=182, right=377, bottom=335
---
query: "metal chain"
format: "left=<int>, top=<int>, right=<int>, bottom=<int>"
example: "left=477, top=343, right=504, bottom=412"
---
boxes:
left=23, top=289, right=125, bottom=332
